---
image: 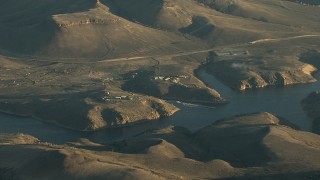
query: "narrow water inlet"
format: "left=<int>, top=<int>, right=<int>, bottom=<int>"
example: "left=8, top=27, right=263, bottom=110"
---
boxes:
left=185, top=70, right=320, bottom=130
left=1, top=70, right=320, bottom=144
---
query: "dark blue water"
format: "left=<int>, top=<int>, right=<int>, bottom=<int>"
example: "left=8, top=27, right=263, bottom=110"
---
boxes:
left=1, top=71, right=319, bottom=144
left=167, top=71, right=320, bottom=131
left=0, top=113, right=168, bottom=144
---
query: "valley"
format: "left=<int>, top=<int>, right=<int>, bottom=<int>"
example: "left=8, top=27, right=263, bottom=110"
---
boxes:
left=0, top=0, right=320, bottom=179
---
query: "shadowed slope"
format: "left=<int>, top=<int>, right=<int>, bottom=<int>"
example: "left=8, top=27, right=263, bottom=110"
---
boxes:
left=3, top=113, right=320, bottom=179
left=0, top=0, right=96, bottom=54
left=0, top=0, right=202, bottom=59
left=102, top=0, right=319, bottom=46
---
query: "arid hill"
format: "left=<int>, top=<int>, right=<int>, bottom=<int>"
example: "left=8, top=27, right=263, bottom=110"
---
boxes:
left=1, top=1, right=320, bottom=179
left=2, top=113, right=320, bottom=179
left=0, top=0, right=203, bottom=59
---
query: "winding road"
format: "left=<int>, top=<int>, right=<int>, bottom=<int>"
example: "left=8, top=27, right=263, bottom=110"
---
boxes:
left=0, top=34, right=319, bottom=65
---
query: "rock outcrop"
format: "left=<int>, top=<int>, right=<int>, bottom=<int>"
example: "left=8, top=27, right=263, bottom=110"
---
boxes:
left=207, top=58, right=316, bottom=90
left=0, top=92, right=178, bottom=131
left=2, top=113, right=320, bottom=179
left=122, top=70, right=225, bottom=105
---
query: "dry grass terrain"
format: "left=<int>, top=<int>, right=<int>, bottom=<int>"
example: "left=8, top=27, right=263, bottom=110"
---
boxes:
left=0, top=0, right=319, bottom=128
left=1, top=0, right=320, bottom=179
left=2, top=113, right=320, bottom=179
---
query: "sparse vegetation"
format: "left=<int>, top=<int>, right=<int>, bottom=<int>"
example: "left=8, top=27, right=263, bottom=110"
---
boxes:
left=0, top=0, right=320, bottom=179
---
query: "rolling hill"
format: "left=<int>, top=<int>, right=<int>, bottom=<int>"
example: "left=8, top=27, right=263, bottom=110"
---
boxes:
left=0, top=1, right=320, bottom=179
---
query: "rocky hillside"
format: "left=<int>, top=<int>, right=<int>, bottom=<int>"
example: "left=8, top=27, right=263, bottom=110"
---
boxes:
left=0, top=0, right=202, bottom=59
left=287, top=0, right=320, bottom=5
left=2, top=113, right=320, bottom=179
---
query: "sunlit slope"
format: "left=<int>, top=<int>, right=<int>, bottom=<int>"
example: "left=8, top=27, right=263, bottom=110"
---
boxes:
left=197, top=0, right=319, bottom=30
left=0, top=0, right=95, bottom=55
left=0, top=0, right=319, bottom=58
left=105, top=0, right=320, bottom=45
left=0, top=0, right=202, bottom=59
left=191, top=0, right=320, bottom=45
left=3, top=113, right=320, bottom=179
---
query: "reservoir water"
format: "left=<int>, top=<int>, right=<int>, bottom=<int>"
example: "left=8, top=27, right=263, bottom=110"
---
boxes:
left=1, top=71, right=320, bottom=144
left=169, top=71, right=320, bottom=131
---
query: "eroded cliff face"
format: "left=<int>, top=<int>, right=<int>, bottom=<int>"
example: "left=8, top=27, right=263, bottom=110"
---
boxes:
left=122, top=69, right=225, bottom=105
left=207, top=59, right=316, bottom=90
left=237, top=64, right=317, bottom=90
left=2, top=113, right=320, bottom=179
left=0, top=92, right=178, bottom=131
left=205, top=44, right=319, bottom=91
left=0, top=0, right=202, bottom=59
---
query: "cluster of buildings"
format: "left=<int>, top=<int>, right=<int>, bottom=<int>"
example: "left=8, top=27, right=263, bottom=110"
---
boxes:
left=214, top=49, right=249, bottom=57
left=153, top=75, right=188, bottom=83
left=102, top=91, right=132, bottom=101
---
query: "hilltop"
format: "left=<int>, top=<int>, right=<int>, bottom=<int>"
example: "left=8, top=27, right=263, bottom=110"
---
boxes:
left=0, top=0, right=319, bottom=129
left=2, top=113, right=320, bottom=179
left=1, top=0, right=320, bottom=179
